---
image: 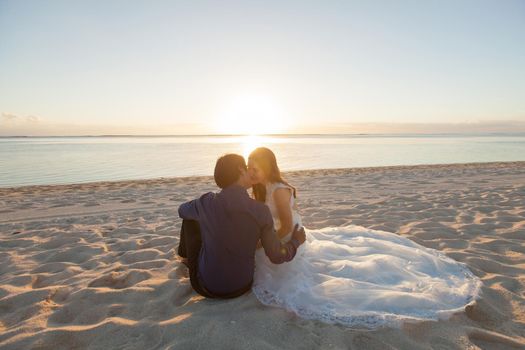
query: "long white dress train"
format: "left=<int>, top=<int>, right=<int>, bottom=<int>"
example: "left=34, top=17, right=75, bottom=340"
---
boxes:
left=252, top=182, right=481, bottom=328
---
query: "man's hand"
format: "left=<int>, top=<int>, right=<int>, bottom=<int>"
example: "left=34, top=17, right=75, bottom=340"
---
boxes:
left=291, top=224, right=306, bottom=245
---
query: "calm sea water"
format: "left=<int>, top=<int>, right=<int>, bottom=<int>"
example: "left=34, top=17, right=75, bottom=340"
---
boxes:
left=1, top=134, right=524, bottom=187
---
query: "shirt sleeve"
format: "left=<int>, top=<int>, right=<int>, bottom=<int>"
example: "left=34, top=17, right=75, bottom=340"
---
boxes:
left=179, top=192, right=216, bottom=221
left=259, top=206, right=299, bottom=264
left=178, top=199, right=200, bottom=220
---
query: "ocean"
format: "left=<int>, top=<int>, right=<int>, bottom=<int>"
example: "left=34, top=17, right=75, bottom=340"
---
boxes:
left=1, top=134, right=524, bottom=187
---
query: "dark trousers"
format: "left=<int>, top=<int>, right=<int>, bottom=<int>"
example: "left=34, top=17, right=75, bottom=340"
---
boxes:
left=177, top=220, right=252, bottom=299
left=177, top=220, right=215, bottom=298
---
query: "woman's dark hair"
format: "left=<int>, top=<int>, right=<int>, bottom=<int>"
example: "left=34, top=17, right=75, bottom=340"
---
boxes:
left=214, top=154, right=247, bottom=189
left=249, top=147, right=296, bottom=202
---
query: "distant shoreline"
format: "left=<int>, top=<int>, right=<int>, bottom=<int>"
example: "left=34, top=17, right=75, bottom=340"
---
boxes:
left=2, top=160, right=524, bottom=191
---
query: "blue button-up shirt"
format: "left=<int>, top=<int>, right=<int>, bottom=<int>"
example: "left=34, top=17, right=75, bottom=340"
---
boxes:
left=178, top=184, right=300, bottom=295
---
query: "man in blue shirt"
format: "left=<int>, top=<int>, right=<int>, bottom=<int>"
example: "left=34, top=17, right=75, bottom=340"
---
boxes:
left=178, top=154, right=306, bottom=298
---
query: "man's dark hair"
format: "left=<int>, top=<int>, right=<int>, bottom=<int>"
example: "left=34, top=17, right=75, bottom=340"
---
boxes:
left=214, top=154, right=247, bottom=189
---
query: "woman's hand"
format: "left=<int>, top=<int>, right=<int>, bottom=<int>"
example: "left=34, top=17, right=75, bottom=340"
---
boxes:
left=291, top=224, right=306, bottom=246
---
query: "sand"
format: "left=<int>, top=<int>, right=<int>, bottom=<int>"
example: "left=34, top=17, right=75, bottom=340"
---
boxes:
left=0, top=161, right=524, bottom=349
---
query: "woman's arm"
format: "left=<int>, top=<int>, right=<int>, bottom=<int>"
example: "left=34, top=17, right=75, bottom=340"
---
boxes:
left=259, top=207, right=306, bottom=263
left=273, top=187, right=293, bottom=240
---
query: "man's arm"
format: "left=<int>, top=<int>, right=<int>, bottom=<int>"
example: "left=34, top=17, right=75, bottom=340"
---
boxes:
left=178, top=192, right=215, bottom=221
left=179, top=192, right=216, bottom=221
left=260, top=208, right=305, bottom=264
left=178, top=199, right=199, bottom=220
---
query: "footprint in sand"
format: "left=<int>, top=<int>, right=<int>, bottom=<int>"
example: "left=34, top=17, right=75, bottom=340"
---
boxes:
left=88, top=270, right=152, bottom=289
left=468, top=328, right=525, bottom=349
left=119, top=249, right=161, bottom=264
left=120, top=199, right=136, bottom=203
left=37, top=245, right=104, bottom=264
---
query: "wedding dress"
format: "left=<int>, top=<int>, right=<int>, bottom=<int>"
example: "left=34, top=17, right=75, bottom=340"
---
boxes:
left=252, top=182, right=481, bottom=328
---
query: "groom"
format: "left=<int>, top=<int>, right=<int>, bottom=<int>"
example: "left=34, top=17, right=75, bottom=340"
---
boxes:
left=177, top=153, right=306, bottom=298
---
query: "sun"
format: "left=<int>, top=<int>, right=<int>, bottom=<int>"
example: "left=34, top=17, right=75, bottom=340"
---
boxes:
left=214, top=94, right=289, bottom=135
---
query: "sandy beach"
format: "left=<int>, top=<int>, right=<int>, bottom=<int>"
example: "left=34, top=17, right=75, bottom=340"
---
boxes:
left=0, top=161, right=524, bottom=349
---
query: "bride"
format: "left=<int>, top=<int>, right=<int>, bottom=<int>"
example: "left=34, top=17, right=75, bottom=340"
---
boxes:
left=247, top=147, right=481, bottom=328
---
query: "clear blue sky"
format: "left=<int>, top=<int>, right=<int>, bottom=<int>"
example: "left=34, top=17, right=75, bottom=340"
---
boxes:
left=1, top=0, right=524, bottom=135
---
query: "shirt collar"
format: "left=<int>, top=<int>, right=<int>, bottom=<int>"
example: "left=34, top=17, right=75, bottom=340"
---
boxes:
left=221, top=184, right=249, bottom=197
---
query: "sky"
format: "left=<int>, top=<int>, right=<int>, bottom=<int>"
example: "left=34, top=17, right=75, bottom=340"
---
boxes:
left=1, top=0, right=524, bottom=135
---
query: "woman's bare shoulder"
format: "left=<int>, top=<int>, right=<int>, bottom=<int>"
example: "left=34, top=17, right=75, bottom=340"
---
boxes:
left=272, top=184, right=292, bottom=201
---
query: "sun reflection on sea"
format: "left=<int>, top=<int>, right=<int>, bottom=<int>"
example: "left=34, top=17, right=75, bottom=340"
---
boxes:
left=241, top=134, right=267, bottom=159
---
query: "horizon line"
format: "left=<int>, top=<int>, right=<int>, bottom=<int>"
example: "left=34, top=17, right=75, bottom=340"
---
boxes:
left=2, top=131, right=525, bottom=138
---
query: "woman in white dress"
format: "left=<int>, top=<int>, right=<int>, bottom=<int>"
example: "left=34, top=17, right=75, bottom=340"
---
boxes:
left=247, top=147, right=482, bottom=328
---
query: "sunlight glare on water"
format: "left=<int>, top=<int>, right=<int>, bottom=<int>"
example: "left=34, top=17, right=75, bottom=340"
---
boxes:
left=1, top=134, right=524, bottom=187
